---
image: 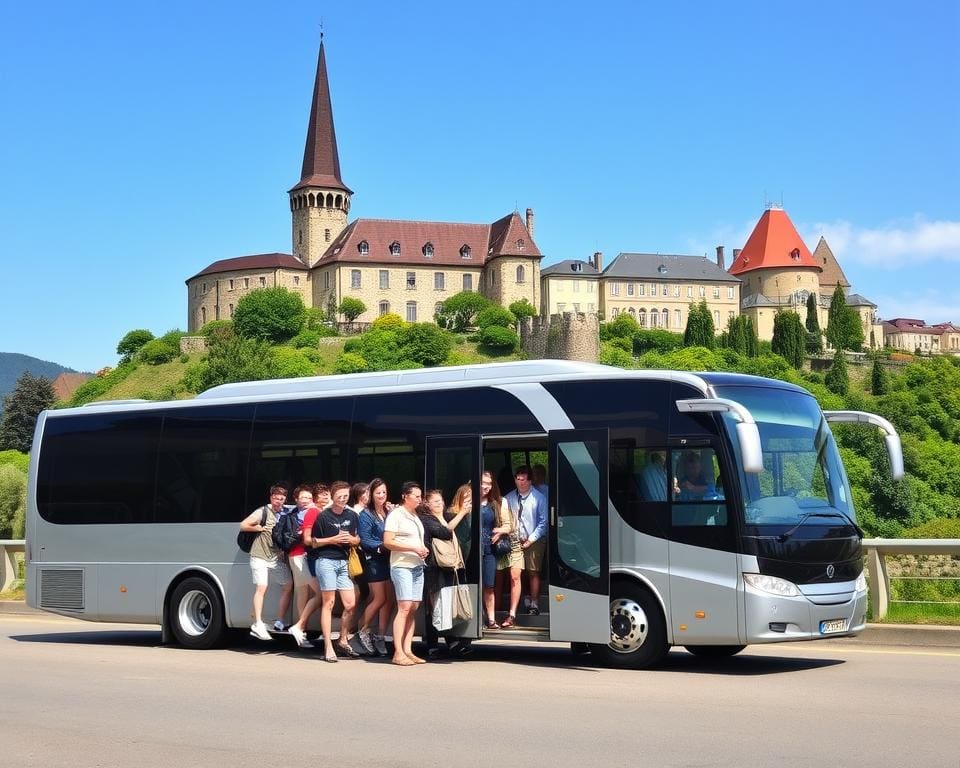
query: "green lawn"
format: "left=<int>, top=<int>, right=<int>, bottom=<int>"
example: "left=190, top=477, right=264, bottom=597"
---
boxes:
left=0, top=587, right=25, bottom=601
left=102, top=356, right=196, bottom=400
left=875, top=602, right=960, bottom=626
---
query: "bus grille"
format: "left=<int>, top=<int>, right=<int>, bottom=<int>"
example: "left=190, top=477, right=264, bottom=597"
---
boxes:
left=39, top=569, right=84, bottom=611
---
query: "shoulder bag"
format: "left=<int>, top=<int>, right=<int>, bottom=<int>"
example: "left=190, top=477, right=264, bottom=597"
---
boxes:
left=347, top=546, right=364, bottom=578
left=492, top=501, right=512, bottom=559
left=237, top=506, right=268, bottom=553
left=431, top=531, right=463, bottom=570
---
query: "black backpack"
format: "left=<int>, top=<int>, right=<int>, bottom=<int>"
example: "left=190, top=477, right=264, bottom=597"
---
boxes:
left=272, top=509, right=301, bottom=553
left=237, top=507, right=268, bottom=553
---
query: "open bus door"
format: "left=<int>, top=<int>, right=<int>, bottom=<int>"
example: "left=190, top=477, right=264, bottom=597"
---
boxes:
left=424, top=435, right=482, bottom=641
left=547, top=429, right=610, bottom=644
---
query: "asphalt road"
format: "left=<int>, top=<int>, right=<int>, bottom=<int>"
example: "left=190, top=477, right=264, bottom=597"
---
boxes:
left=1, top=614, right=958, bottom=768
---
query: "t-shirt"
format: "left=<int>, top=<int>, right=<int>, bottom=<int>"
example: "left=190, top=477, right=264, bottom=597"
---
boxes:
left=310, top=507, right=359, bottom=561
left=249, top=505, right=279, bottom=562
left=288, top=506, right=319, bottom=558
left=384, top=507, right=425, bottom=569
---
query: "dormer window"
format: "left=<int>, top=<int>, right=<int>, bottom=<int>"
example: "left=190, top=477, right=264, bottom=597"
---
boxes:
left=358, top=240, right=369, bottom=256
left=390, top=241, right=401, bottom=256
left=460, top=244, right=472, bottom=259
left=790, top=248, right=801, bottom=261
left=516, top=239, right=525, bottom=250
left=423, top=242, right=434, bottom=258
left=571, top=262, right=582, bottom=273
left=657, top=264, right=668, bottom=274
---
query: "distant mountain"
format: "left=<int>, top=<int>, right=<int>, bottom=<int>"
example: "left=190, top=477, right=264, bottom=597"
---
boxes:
left=0, top=352, right=82, bottom=412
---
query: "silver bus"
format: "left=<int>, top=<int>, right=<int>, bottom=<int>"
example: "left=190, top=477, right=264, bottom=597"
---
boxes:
left=26, top=360, right=902, bottom=668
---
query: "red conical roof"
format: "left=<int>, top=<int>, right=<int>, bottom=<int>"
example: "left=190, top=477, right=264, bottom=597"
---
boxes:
left=290, top=41, right=351, bottom=194
left=728, top=207, right=819, bottom=276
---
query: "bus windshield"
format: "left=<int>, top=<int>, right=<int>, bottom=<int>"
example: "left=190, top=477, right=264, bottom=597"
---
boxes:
left=715, top=385, right=855, bottom=528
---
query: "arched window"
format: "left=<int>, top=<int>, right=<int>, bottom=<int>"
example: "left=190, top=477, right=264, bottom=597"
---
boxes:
left=335, top=194, right=342, bottom=209
left=516, top=265, right=525, bottom=283
left=661, top=309, right=669, bottom=328
left=200, top=306, right=206, bottom=325
left=628, top=307, right=636, bottom=316
left=423, top=242, right=434, bottom=258
left=434, top=302, right=443, bottom=315
left=326, top=193, right=334, bottom=207
left=460, top=244, right=471, bottom=259
left=611, top=307, right=619, bottom=317
left=379, top=300, right=390, bottom=316
left=390, top=241, right=401, bottom=256
left=406, top=301, right=417, bottom=322
left=638, top=309, right=646, bottom=327
left=358, top=240, right=369, bottom=255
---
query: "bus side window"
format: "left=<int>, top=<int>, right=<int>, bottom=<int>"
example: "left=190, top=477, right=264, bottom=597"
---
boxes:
left=671, top=447, right=726, bottom=527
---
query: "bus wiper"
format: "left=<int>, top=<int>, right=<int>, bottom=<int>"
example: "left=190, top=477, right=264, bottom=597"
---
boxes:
left=778, top=511, right=863, bottom=542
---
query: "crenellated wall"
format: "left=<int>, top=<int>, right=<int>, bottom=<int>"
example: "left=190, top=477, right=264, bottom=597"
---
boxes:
left=520, top=312, right=599, bottom=362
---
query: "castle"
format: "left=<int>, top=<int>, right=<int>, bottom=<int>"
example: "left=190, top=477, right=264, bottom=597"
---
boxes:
left=186, top=40, right=541, bottom=331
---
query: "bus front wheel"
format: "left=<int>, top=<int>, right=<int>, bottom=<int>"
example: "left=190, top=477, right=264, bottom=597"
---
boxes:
left=168, top=576, right=226, bottom=650
left=684, top=644, right=746, bottom=658
left=591, top=583, right=668, bottom=669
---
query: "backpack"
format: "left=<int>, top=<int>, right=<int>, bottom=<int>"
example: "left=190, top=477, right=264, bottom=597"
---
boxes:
left=237, top=507, right=268, bottom=553
left=272, top=509, right=301, bottom=553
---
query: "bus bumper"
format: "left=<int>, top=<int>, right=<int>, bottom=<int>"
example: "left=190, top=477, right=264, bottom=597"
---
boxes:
left=744, top=585, right=869, bottom=643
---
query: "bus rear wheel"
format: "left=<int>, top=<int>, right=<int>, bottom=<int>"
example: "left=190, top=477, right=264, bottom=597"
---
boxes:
left=684, top=644, right=746, bottom=658
left=591, top=583, right=667, bottom=669
left=168, top=576, right=226, bottom=650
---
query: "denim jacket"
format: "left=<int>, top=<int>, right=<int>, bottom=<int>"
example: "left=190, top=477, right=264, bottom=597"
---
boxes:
left=358, top=509, right=387, bottom=558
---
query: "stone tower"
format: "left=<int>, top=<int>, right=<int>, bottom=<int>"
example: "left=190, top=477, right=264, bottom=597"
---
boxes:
left=289, top=39, right=352, bottom=268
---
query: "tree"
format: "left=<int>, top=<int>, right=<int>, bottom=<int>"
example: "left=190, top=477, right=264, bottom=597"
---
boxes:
left=843, top=307, right=866, bottom=352
left=683, top=300, right=714, bottom=348
left=399, top=323, right=454, bottom=366
left=723, top=315, right=758, bottom=357
left=508, top=298, right=538, bottom=319
left=435, top=291, right=491, bottom=332
left=805, top=294, right=823, bottom=354
left=771, top=310, right=806, bottom=369
left=871, top=359, right=890, bottom=395
left=825, top=349, right=849, bottom=395
left=337, top=297, right=367, bottom=323
left=0, top=372, right=55, bottom=452
left=0, top=463, right=27, bottom=539
left=602, top=313, right=640, bottom=340
left=825, top=284, right=864, bottom=351
left=233, top=287, right=306, bottom=344
left=476, top=306, right=516, bottom=329
left=116, top=329, right=154, bottom=362
left=479, top=325, right=520, bottom=354
left=188, top=335, right=279, bottom=392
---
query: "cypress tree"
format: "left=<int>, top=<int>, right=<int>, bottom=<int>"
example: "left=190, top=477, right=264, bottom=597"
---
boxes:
left=684, top=301, right=714, bottom=349
left=0, top=372, right=55, bottom=453
left=772, top=311, right=805, bottom=369
left=825, top=349, right=849, bottom=395
left=805, top=293, right=823, bottom=353
left=871, top=358, right=889, bottom=395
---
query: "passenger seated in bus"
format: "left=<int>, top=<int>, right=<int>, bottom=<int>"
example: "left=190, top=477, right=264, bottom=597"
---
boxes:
left=638, top=451, right=669, bottom=501
left=240, top=484, right=294, bottom=642
left=676, top=451, right=716, bottom=501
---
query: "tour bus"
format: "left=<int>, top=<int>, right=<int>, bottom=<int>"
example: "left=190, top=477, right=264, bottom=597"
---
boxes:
left=25, top=360, right=903, bottom=668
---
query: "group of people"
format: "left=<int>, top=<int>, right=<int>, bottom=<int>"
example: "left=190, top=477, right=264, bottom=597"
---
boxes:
left=238, top=465, right=549, bottom=667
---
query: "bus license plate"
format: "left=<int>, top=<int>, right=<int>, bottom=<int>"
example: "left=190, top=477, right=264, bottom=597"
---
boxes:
left=820, top=619, right=848, bottom=635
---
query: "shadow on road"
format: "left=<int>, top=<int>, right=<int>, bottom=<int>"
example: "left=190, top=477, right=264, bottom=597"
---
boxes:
left=10, top=629, right=162, bottom=647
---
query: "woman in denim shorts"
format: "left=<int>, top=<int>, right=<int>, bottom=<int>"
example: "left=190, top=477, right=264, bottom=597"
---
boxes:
left=384, top=482, right=429, bottom=666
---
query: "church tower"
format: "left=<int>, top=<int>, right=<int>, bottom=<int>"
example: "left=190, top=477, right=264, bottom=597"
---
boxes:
left=289, top=39, right=352, bottom=268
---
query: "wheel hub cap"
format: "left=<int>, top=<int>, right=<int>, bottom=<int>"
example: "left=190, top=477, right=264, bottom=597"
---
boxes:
left=177, top=589, right=211, bottom=637
left=609, top=597, right=649, bottom=654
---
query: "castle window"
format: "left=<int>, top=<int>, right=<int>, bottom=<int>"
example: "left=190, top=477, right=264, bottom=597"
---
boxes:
left=573, top=280, right=580, bottom=293
left=588, top=281, right=595, bottom=293
left=649, top=284, right=656, bottom=296
left=200, top=306, right=206, bottom=325
left=714, top=310, right=720, bottom=325
left=558, top=303, right=566, bottom=313
left=406, top=301, right=417, bottom=322
left=687, top=286, right=693, bottom=298
left=324, top=271, right=330, bottom=290
left=228, top=279, right=234, bottom=291
left=351, top=269, right=361, bottom=289
left=202, top=282, right=207, bottom=294
left=638, top=283, right=645, bottom=296
left=406, top=271, right=416, bottom=289
left=293, top=276, right=300, bottom=286
left=713, top=286, right=720, bottom=299
left=326, top=193, right=334, bottom=207
left=325, top=229, right=331, bottom=242
left=662, top=285, right=668, bottom=296
left=791, top=248, right=801, bottom=261
left=462, top=274, right=473, bottom=292
left=379, top=300, right=390, bottom=316
left=516, top=265, right=525, bottom=283
left=434, top=302, right=443, bottom=315
left=610, top=282, right=620, bottom=297
left=434, top=272, right=445, bottom=290
left=299, top=230, right=303, bottom=245
left=650, top=310, right=659, bottom=328
left=638, top=309, right=646, bottom=327
left=259, top=277, right=266, bottom=287
left=588, top=303, right=595, bottom=312
left=662, top=309, right=669, bottom=328
left=673, top=286, right=680, bottom=297
left=628, top=307, right=635, bottom=316
left=728, top=286, right=735, bottom=299
left=335, top=194, right=342, bottom=208
left=308, top=193, right=315, bottom=206
left=573, top=303, right=581, bottom=312
left=423, top=242, right=434, bottom=258
left=611, top=307, right=619, bottom=317
left=460, top=245, right=471, bottom=259
left=379, top=270, right=390, bottom=290
left=359, top=240, right=369, bottom=255
left=674, top=309, right=681, bottom=327
left=229, top=304, right=234, bottom=318
left=390, top=241, right=402, bottom=257
left=627, top=283, right=634, bottom=297
left=699, top=286, right=705, bottom=298
left=516, top=239, right=524, bottom=250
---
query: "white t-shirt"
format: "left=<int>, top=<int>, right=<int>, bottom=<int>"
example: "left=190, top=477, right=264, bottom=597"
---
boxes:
left=384, top=507, right=425, bottom=569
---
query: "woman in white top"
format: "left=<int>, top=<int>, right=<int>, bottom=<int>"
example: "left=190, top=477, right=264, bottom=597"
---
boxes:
left=383, top=481, right=430, bottom=666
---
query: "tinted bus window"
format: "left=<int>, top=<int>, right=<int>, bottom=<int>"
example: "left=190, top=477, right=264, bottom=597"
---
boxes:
left=544, top=380, right=670, bottom=443
left=155, top=404, right=255, bottom=523
left=37, top=412, right=163, bottom=524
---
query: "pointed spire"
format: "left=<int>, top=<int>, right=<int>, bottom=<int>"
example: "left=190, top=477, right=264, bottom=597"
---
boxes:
left=291, top=39, right=351, bottom=194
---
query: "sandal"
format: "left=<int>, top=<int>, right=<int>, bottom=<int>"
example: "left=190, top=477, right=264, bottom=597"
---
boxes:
left=323, top=654, right=338, bottom=664
left=501, top=615, right=516, bottom=628
left=392, top=655, right=415, bottom=666
left=484, top=620, right=500, bottom=630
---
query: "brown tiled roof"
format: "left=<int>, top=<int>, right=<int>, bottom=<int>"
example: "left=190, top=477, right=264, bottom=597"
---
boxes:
left=887, top=318, right=943, bottom=335
left=812, top=237, right=850, bottom=292
left=313, top=213, right=542, bottom=268
left=729, top=207, right=820, bottom=276
left=51, top=372, right=90, bottom=402
left=186, top=253, right=306, bottom=282
left=290, top=41, right=351, bottom=195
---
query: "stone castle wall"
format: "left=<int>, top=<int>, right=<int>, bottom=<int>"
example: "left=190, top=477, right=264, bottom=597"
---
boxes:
left=520, top=312, right=599, bottom=362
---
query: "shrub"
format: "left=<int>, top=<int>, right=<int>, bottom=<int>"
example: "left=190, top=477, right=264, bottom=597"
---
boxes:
left=399, top=323, right=454, bottom=366
left=683, top=301, right=714, bottom=348
left=478, top=325, right=519, bottom=353
left=273, top=347, right=316, bottom=378
left=634, top=329, right=683, bottom=355
left=0, top=463, right=27, bottom=539
left=0, top=450, right=29, bottom=474
left=609, top=336, right=633, bottom=353
left=825, top=350, right=849, bottom=395
left=194, top=335, right=279, bottom=392
left=304, top=307, right=329, bottom=331
left=69, top=363, right=136, bottom=406
left=137, top=338, right=179, bottom=365
left=435, top=292, right=491, bottom=332
left=508, top=298, right=538, bottom=319
left=371, top=313, right=406, bottom=331
left=337, top=297, right=367, bottom=322
left=199, top=320, right=233, bottom=338
left=290, top=329, right=321, bottom=349
left=904, top=517, right=960, bottom=539
left=233, top=287, right=307, bottom=344
left=116, top=329, right=154, bottom=362
left=476, top=306, right=516, bottom=330
left=601, top=313, right=640, bottom=340
left=333, top=352, right=370, bottom=374
left=599, top=343, right=635, bottom=368
left=342, top=337, right=362, bottom=353
left=179, top=353, right=189, bottom=363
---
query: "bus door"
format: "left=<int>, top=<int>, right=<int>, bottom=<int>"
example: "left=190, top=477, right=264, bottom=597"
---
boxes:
left=424, top=435, right=482, bottom=640
left=666, top=438, right=742, bottom=644
left=547, top=429, right=610, bottom=644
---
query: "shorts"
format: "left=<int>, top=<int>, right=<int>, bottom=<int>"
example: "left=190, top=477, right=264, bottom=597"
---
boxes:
left=288, top=554, right=313, bottom=588
left=315, top=557, right=353, bottom=592
left=496, top=534, right=523, bottom=571
left=391, top=564, right=424, bottom=602
left=364, top=553, right=391, bottom=583
left=481, top=549, right=496, bottom=588
left=523, top=538, right=546, bottom=572
left=250, top=556, right=291, bottom=587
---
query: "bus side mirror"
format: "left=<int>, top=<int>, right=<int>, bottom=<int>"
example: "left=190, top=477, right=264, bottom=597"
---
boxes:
left=823, top=410, right=905, bottom=481
left=675, top=398, right=764, bottom=475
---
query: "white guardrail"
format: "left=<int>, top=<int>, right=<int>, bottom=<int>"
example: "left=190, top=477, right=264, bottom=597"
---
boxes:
left=863, top=538, right=960, bottom=620
left=2, top=538, right=958, bottom=619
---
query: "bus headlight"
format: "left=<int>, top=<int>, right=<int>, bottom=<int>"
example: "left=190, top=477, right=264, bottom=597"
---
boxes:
left=854, top=572, right=867, bottom=592
left=743, top=573, right=800, bottom=597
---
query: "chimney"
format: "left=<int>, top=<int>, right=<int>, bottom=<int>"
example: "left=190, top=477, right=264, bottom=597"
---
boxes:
left=592, top=251, right=603, bottom=272
left=716, top=245, right=725, bottom=270
left=525, top=207, right=535, bottom=239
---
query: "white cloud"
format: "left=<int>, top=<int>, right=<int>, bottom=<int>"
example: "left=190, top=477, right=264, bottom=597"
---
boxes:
left=800, top=216, right=960, bottom=269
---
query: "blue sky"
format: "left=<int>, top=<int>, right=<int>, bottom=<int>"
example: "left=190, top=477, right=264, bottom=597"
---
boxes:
left=1, top=0, right=957, bottom=372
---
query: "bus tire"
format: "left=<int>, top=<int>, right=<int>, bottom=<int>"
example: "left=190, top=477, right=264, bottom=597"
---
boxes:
left=684, top=644, right=746, bottom=658
left=167, top=576, right=226, bottom=650
left=591, top=582, right=668, bottom=669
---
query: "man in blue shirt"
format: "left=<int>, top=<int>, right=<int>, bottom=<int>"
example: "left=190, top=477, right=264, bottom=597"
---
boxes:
left=638, top=451, right=670, bottom=501
left=504, top=465, right=548, bottom=616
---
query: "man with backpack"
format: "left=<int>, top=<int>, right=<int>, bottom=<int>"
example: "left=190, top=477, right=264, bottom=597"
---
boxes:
left=239, top=484, right=294, bottom=640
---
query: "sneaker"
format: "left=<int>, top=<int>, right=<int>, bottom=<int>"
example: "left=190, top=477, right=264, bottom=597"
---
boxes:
left=527, top=603, right=540, bottom=616
left=289, top=624, right=308, bottom=648
left=373, top=635, right=388, bottom=657
left=522, top=597, right=532, bottom=611
left=272, top=619, right=287, bottom=632
left=358, top=627, right=376, bottom=655
left=250, top=622, right=271, bottom=641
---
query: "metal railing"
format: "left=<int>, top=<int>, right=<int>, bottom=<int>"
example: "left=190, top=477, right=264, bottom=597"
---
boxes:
left=862, top=538, right=960, bottom=620
left=0, top=539, right=25, bottom=593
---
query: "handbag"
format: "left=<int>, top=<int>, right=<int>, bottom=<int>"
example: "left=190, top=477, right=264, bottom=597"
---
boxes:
left=492, top=500, right=513, bottom=558
left=431, top=534, right=463, bottom=570
left=347, top=546, right=364, bottom=578
left=433, top=586, right=455, bottom=631
left=237, top=507, right=268, bottom=553
left=452, top=569, right=474, bottom=621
